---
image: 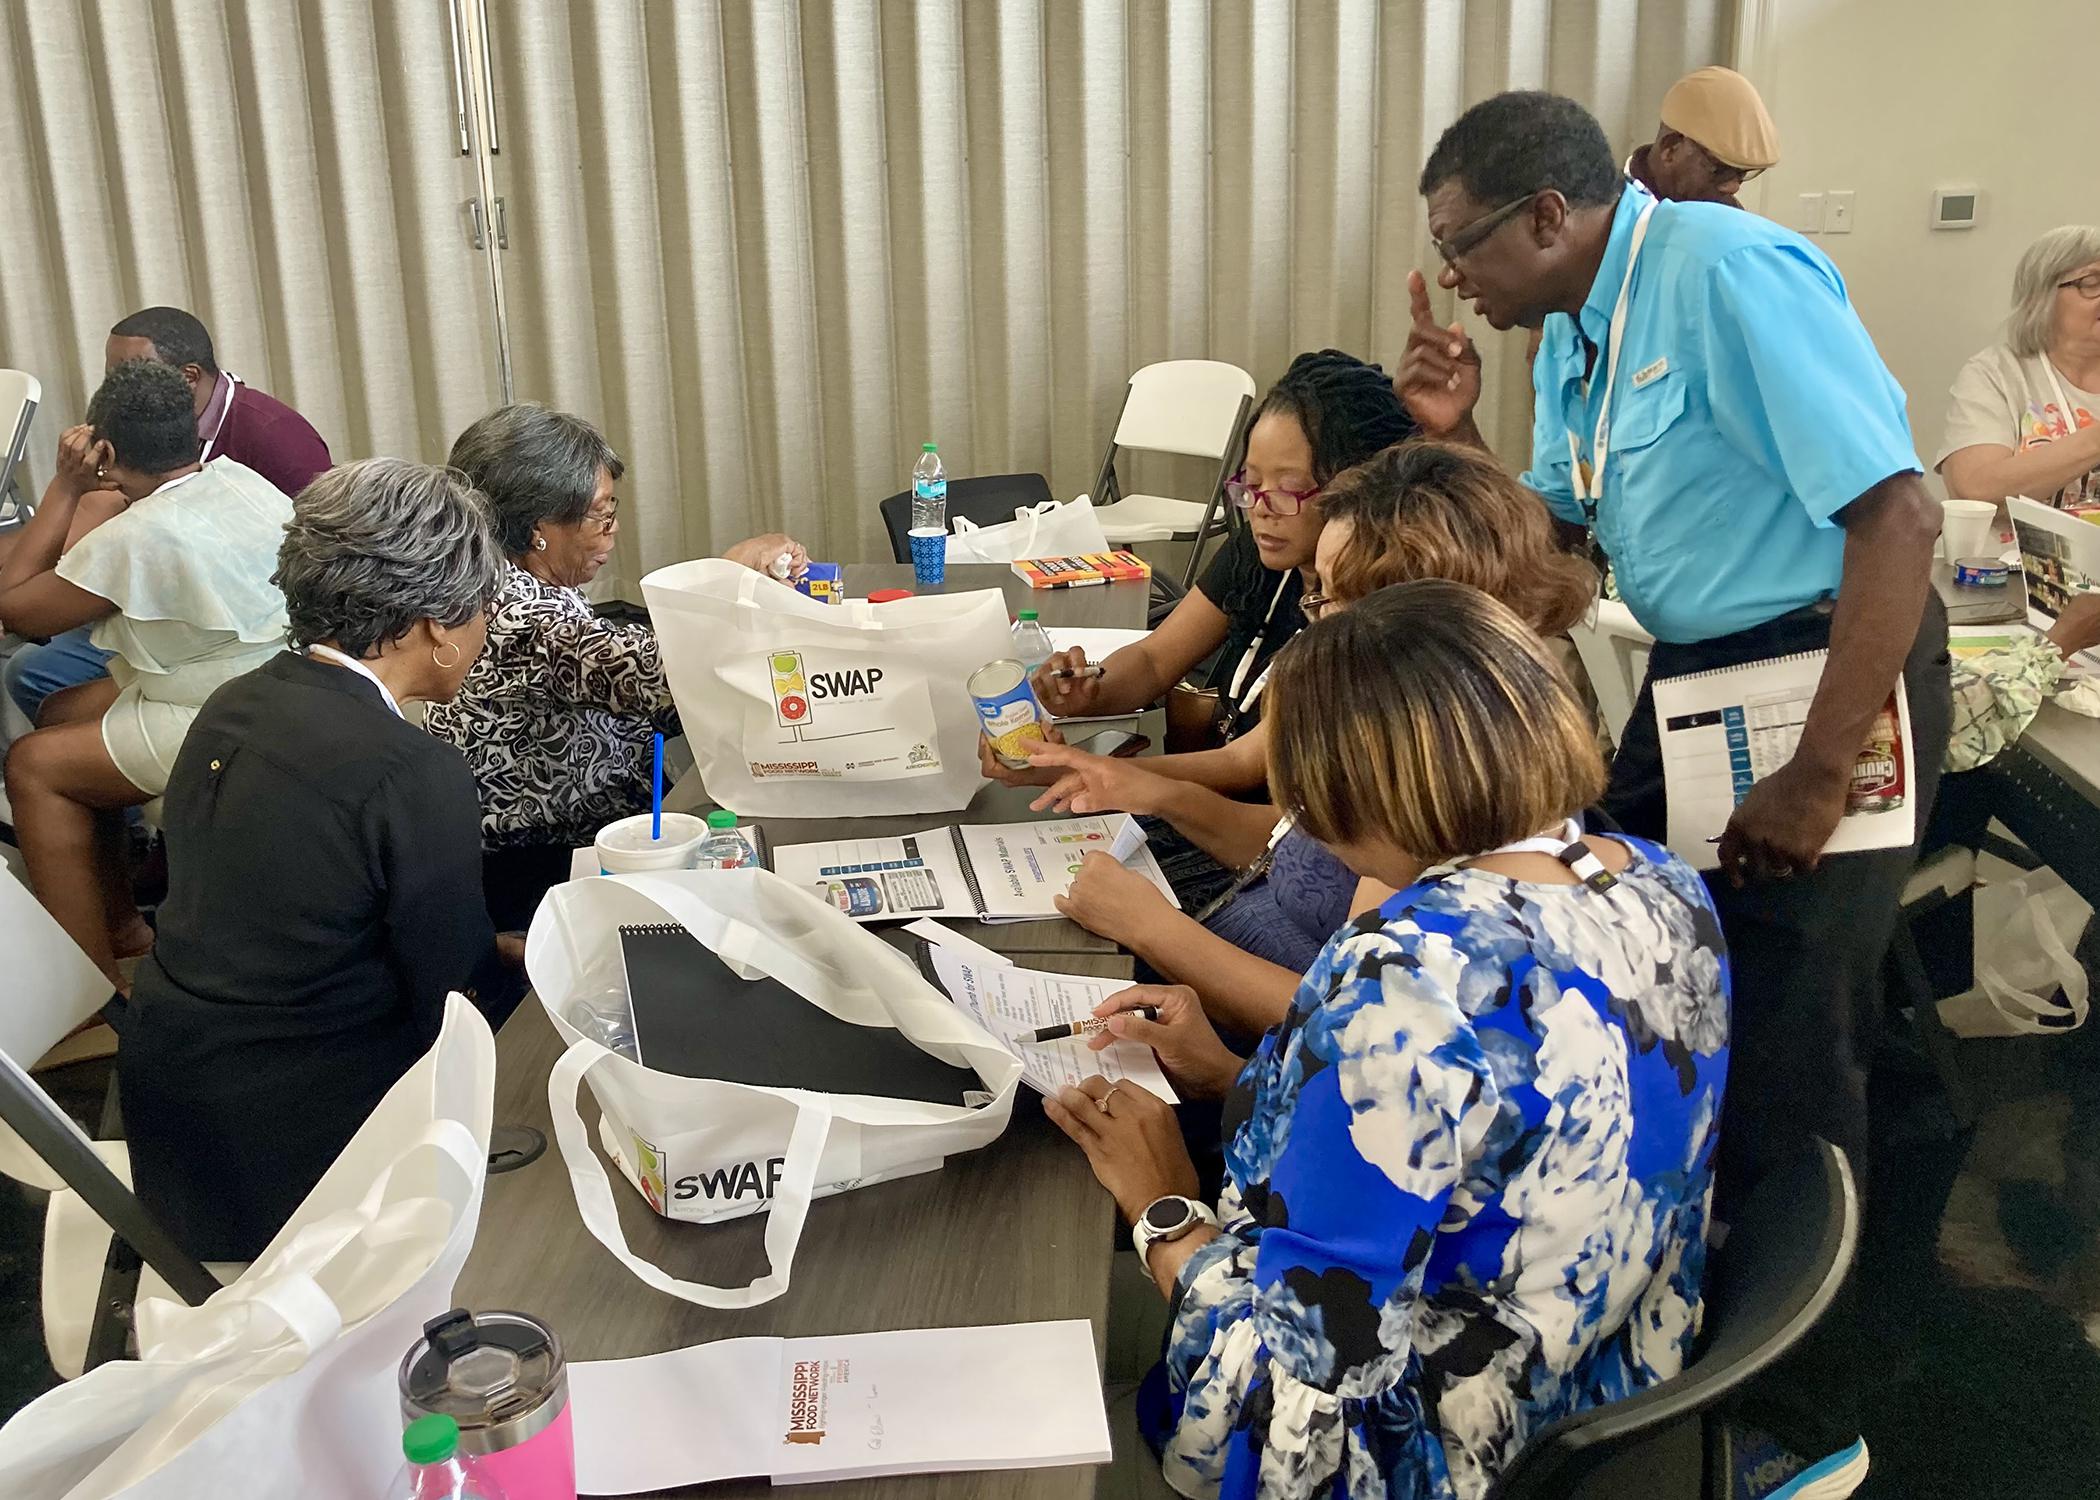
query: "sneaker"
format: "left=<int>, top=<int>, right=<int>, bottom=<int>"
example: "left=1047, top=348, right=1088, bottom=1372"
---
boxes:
left=1735, top=1428, right=1869, bottom=1499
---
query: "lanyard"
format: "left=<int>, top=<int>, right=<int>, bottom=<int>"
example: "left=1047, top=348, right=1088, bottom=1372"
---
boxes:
left=1191, top=816, right=1294, bottom=924
left=198, top=372, right=244, bottom=464
left=2040, top=356, right=2083, bottom=438
left=1215, top=574, right=1292, bottom=740
left=1421, top=817, right=1619, bottom=894
left=306, top=643, right=403, bottom=718
left=1566, top=197, right=1660, bottom=529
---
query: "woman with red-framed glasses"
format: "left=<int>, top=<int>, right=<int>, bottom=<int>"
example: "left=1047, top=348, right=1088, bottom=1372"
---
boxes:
left=981, top=350, right=1414, bottom=909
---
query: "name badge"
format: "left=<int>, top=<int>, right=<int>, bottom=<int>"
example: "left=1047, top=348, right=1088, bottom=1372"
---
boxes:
left=1632, top=356, right=1669, bottom=389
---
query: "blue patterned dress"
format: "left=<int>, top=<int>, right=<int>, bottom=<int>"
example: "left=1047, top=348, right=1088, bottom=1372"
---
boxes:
left=1145, top=835, right=1730, bottom=1499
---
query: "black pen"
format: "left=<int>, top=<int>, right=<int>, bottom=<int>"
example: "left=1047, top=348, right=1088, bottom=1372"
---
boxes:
left=1023, top=1007, right=1159, bottom=1043
left=1050, top=663, right=1107, bottom=680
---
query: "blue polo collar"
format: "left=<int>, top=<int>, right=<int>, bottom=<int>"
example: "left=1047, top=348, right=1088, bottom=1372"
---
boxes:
left=1575, top=182, right=1657, bottom=349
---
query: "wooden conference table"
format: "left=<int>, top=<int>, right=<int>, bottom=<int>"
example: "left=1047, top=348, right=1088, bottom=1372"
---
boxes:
left=456, top=563, right=1155, bottom=1498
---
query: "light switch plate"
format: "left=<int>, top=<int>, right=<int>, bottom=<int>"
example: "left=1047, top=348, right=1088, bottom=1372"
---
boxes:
left=1795, top=192, right=1824, bottom=233
left=1825, top=190, right=1856, bottom=233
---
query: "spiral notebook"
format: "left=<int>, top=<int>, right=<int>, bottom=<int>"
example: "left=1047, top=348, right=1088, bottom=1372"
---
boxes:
left=1651, top=650, right=1914, bottom=871
left=618, top=924, right=981, bottom=1106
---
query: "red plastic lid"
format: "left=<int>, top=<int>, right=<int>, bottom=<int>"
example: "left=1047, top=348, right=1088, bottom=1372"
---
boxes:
left=867, top=588, right=915, bottom=603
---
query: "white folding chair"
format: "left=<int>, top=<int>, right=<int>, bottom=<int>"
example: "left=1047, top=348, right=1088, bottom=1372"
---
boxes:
left=0, top=866, right=224, bottom=1377
left=1088, top=360, right=1258, bottom=592
left=0, top=370, right=41, bottom=528
left=1568, top=599, right=1655, bottom=750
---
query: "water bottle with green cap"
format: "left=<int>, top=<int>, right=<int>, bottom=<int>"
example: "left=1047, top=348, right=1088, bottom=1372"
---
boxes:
left=389, top=1413, right=508, bottom=1499
left=694, top=808, right=755, bottom=870
left=1011, top=609, right=1053, bottom=673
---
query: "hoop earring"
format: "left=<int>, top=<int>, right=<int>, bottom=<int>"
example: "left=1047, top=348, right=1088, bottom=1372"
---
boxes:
left=432, top=642, right=463, bottom=670
left=532, top=534, right=549, bottom=552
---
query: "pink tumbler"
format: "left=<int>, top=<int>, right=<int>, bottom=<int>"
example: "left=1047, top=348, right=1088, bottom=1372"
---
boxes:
left=400, top=1310, right=575, bottom=1500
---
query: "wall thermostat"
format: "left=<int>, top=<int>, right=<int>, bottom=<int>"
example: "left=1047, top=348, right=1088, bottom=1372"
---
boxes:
left=1932, top=188, right=1981, bottom=230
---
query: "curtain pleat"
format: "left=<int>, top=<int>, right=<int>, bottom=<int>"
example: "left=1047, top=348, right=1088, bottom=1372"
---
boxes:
left=0, top=0, right=504, bottom=495
left=2, top=1, right=1731, bottom=593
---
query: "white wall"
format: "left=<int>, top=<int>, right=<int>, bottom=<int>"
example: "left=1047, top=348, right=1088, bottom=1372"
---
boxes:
left=1737, top=0, right=2100, bottom=488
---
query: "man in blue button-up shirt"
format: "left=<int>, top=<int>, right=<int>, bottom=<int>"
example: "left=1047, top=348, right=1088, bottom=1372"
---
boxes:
left=1400, top=92, right=1952, bottom=1496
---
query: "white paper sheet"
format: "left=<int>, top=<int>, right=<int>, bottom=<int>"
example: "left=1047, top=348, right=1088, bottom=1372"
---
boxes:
left=775, top=814, right=1176, bottom=922
left=914, top=923, right=1177, bottom=1102
left=568, top=1320, right=1110, bottom=1494
left=1045, top=626, right=1149, bottom=664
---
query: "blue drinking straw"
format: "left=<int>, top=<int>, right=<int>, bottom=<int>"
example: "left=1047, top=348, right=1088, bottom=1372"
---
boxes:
left=651, top=732, right=665, bottom=841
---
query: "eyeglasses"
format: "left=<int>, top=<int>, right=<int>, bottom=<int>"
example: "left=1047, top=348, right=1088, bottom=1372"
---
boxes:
left=1299, top=590, right=1334, bottom=620
left=582, top=500, right=620, bottom=538
left=2061, top=273, right=2100, bottom=301
left=1225, top=472, right=1321, bottom=516
left=1435, top=191, right=1538, bottom=265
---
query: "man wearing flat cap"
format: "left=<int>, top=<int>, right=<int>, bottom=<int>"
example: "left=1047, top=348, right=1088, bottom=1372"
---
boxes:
left=1626, top=65, right=1780, bottom=208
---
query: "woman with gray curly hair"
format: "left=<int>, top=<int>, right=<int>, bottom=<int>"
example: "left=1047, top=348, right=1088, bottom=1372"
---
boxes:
left=115, top=457, right=524, bottom=1262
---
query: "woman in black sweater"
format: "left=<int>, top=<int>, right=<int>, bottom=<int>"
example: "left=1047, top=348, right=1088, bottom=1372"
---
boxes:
left=116, top=458, right=519, bottom=1261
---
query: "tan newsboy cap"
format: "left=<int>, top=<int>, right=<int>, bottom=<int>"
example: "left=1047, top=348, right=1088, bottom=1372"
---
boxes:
left=1661, top=66, right=1780, bottom=171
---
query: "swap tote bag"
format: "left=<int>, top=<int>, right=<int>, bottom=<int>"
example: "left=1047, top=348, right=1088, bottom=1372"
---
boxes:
left=0, top=996, right=495, bottom=1500
left=642, top=558, right=1009, bottom=818
left=532, top=869, right=1021, bottom=1309
left=946, top=498, right=1109, bottom=565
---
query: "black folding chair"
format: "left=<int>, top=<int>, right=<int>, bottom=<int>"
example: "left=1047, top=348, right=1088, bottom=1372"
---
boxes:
left=877, top=473, right=1054, bottom=564
left=1487, top=1138, right=1860, bottom=1499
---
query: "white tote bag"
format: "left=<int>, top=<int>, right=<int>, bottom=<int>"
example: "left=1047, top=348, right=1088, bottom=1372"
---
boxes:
left=642, top=558, right=1008, bottom=818
left=0, top=995, right=495, bottom=1500
left=1939, top=868, right=2093, bottom=1038
left=531, top=869, right=1021, bottom=1310
left=946, top=498, right=1109, bottom=565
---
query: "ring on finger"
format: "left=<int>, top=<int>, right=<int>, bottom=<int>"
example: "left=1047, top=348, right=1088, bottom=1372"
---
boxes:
left=1096, top=1084, right=1120, bottom=1115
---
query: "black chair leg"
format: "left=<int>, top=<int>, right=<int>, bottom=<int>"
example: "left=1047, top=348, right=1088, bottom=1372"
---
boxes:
left=83, top=1236, right=143, bottom=1370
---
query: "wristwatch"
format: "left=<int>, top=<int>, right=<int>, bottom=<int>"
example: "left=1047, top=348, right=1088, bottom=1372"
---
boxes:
left=1132, top=1195, right=1220, bottom=1269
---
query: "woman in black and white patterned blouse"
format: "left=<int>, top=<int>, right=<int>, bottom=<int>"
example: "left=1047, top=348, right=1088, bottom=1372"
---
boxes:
left=426, top=404, right=805, bottom=928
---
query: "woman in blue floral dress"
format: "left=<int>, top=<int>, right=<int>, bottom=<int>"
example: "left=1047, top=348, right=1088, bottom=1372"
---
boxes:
left=1047, top=580, right=1730, bottom=1499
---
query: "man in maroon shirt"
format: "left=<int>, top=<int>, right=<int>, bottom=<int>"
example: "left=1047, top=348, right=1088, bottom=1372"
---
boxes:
left=3, top=308, right=332, bottom=729
left=104, top=306, right=331, bottom=497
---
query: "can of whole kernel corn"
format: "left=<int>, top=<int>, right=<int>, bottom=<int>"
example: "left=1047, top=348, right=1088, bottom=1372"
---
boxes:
left=967, top=658, right=1048, bottom=769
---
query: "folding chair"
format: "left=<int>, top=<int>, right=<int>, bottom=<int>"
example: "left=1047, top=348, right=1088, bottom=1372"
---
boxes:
left=0, top=867, right=222, bottom=1377
left=0, top=369, right=41, bottom=528
left=876, top=473, right=1054, bottom=564
left=1487, top=1139, right=1860, bottom=1499
left=1568, top=598, right=1654, bottom=749
left=1088, top=361, right=1257, bottom=595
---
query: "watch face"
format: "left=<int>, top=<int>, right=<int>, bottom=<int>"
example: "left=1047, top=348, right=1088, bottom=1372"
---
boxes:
left=1144, top=1197, right=1190, bottom=1233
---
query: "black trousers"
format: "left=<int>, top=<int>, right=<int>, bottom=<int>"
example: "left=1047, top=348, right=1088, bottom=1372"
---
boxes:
left=1604, top=595, right=1953, bottom=1216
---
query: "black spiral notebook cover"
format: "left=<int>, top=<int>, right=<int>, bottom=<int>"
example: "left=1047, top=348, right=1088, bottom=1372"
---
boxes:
left=618, top=924, right=980, bottom=1106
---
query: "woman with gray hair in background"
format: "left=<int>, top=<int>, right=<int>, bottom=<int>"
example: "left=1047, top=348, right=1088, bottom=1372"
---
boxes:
left=1939, top=224, right=2100, bottom=509
left=115, top=458, right=523, bottom=1262
left=428, top=402, right=807, bottom=929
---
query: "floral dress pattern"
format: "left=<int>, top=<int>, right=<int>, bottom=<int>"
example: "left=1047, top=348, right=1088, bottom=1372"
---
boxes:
left=424, top=564, right=680, bottom=849
left=1147, top=836, right=1730, bottom=1499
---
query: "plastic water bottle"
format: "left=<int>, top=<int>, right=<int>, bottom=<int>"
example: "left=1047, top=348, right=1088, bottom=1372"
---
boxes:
left=1011, top=610, right=1053, bottom=673
left=564, top=985, right=637, bottom=1059
left=387, top=1414, right=508, bottom=1500
left=909, top=443, right=947, bottom=586
left=694, top=809, right=755, bottom=870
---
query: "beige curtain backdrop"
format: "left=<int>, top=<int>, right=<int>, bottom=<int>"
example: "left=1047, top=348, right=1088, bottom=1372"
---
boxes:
left=485, top=0, right=1731, bottom=594
left=0, top=0, right=504, bottom=494
left=2, top=0, right=1731, bottom=594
